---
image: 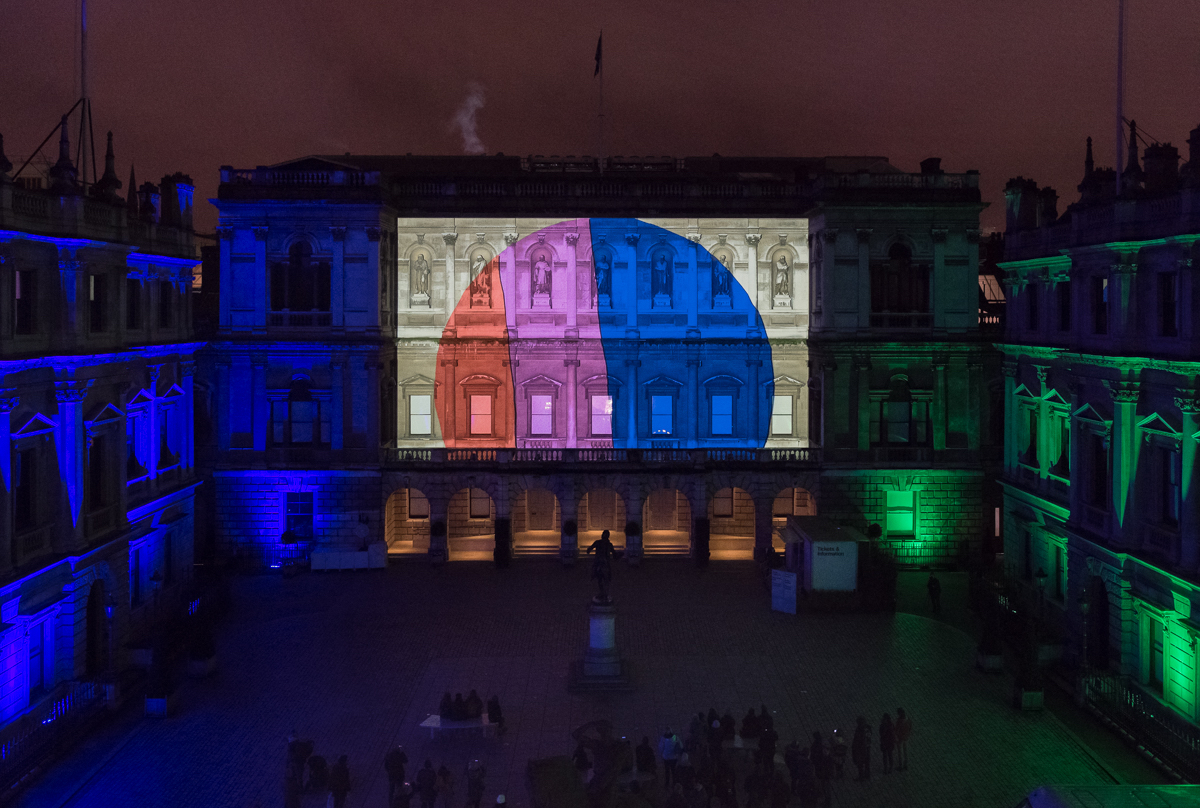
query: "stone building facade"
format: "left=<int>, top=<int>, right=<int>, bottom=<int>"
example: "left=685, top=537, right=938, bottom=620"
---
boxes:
left=204, top=153, right=994, bottom=568
left=999, top=125, right=1200, bottom=731
left=0, top=124, right=200, bottom=723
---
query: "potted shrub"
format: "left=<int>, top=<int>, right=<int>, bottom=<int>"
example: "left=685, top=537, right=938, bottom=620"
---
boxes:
left=187, top=621, right=218, bottom=678
left=560, top=519, right=578, bottom=566
left=624, top=521, right=643, bottom=566
left=144, top=661, right=177, bottom=718
left=976, top=614, right=1004, bottom=673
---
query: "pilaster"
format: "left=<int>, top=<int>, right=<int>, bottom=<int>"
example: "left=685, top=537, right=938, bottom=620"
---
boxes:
left=931, top=228, right=947, bottom=330
left=1002, top=361, right=1018, bottom=473
left=366, top=227, right=382, bottom=332
left=564, top=358, right=579, bottom=448
left=54, top=379, right=92, bottom=549
left=933, top=356, right=948, bottom=452
left=0, top=392, right=17, bottom=575
left=856, top=229, right=872, bottom=330
left=217, top=226, right=233, bottom=329
left=443, top=233, right=458, bottom=312
left=745, top=234, right=761, bottom=312
left=565, top=232, right=579, bottom=329
left=330, top=227, right=346, bottom=329
left=252, top=226, right=268, bottom=333
left=1106, top=381, right=1140, bottom=538
left=625, top=359, right=641, bottom=449
left=855, top=355, right=871, bottom=453
left=251, top=353, right=268, bottom=451
left=1175, top=392, right=1200, bottom=572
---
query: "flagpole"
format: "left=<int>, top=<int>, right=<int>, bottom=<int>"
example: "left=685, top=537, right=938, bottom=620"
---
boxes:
left=599, top=31, right=605, bottom=176
left=1115, top=0, right=1125, bottom=197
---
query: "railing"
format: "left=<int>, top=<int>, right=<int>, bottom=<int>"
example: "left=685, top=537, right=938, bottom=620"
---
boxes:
left=232, top=540, right=314, bottom=570
left=84, top=504, right=117, bottom=536
left=0, top=680, right=106, bottom=790
left=1082, top=673, right=1200, bottom=781
left=11, top=190, right=50, bottom=218
left=16, top=525, right=51, bottom=559
left=384, top=447, right=820, bottom=466
left=220, top=168, right=380, bottom=187
left=869, top=312, right=933, bottom=330
left=1141, top=523, right=1181, bottom=564
left=868, top=446, right=933, bottom=464
left=268, top=311, right=333, bottom=327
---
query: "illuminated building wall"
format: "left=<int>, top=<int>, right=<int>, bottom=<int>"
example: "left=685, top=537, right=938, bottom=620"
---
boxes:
left=0, top=126, right=199, bottom=722
left=207, top=154, right=992, bottom=565
left=1000, top=126, right=1200, bottom=725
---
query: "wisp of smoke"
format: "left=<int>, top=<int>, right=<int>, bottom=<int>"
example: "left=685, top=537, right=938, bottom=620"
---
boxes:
left=451, top=82, right=487, bottom=155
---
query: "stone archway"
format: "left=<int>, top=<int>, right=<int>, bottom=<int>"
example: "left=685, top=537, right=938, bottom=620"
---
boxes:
left=708, top=487, right=755, bottom=559
left=385, top=488, right=432, bottom=557
left=579, top=489, right=627, bottom=549
left=513, top=488, right=561, bottom=556
left=448, top=487, right=495, bottom=559
left=772, top=486, right=816, bottom=551
left=642, top=489, right=691, bottom=554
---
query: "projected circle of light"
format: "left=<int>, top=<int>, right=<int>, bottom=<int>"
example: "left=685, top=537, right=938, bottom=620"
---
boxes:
left=435, top=218, right=773, bottom=448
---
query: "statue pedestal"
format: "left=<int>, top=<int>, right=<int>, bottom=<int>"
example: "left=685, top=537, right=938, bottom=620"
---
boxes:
left=774, top=294, right=791, bottom=309
left=652, top=293, right=672, bottom=309
left=569, top=599, right=632, bottom=692
left=410, top=292, right=430, bottom=308
left=713, top=293, right=732, bottom=309
left=532, top=292, right=552, bottom=308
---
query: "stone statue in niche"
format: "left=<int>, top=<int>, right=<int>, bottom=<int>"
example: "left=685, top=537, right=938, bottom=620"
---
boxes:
left=774, top=254, right=791, bottom=297
left=532, top=252, right=552, bottom=307
left=595, top=252, right=612, bottom=308
left=651, top=252, right=672, bottom=307
left=469, top=252, right=491, bottom=308
left=470, top=253, right=488, bottom=281
left=411, top=252, right=431, bottom=306
left=713, top=253, right=733, bottom=308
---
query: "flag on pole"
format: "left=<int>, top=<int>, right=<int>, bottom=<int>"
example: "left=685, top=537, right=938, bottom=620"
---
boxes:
left=594, top=32, right=603, bottom=77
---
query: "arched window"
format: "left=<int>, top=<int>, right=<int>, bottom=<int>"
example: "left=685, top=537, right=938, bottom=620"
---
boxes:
left=870, top=376, right=929, bottom=446
left=270, top=241, right=331, bottom=312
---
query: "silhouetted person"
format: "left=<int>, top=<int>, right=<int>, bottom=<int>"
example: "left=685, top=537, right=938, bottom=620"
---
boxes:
left=416, top=760, right=438, bottom=808
left=758, top=723, right=779, bottom=772
left=587, top=529, right=617, bottom=602
left=895, top=708, right=913, bottom=771
left=466, top=760, right=487, bottom=808
left=636, top=736, right=656, bottom=776
left=394, top=782, right=415, bottom=808
left=851, top=717, right=871, bottom=781
left=384, top=745, right=409, bottom=804
left=452, top=693, right=468, bottom=720
left=927, top=572, right=941, bottom=614
left=436, top=762, right=455, bottom=808
left=759, top=704, right=773, bottom=733
left=486, top=695, right=506, bottom=735
left=829, top=729, right=847, bottom=779
left=306, top=755, right=328, bottom=793
left=465, top=689, right=484, bottom=719
left=658, top=728, right=681, bottom=787
left=439, top=692, right=453, bottom=719
left=329, top=755, right=351, bottom=808
left=573, top=741, right=592, bottom=783
left=740, top=707, right=760, bottom=740
left=879, top=713, right=895, bottom=774
left=720, top=711, right=736, bottom=742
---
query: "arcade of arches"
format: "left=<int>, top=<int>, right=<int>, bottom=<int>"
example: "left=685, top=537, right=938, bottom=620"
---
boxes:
left=384, top=483, right=816, bottom=561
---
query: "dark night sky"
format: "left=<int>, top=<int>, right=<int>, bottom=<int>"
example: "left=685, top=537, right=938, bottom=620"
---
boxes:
left=4, top=0, right=1199, bottom=235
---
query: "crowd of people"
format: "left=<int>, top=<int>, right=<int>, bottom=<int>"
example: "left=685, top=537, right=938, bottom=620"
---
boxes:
left=438, top=690, right=507, bottom=735
left=571, top=704, right=915, bottom=808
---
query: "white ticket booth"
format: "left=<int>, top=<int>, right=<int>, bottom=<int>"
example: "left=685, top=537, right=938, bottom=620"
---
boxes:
left=779, top=516, right=863, bottom=593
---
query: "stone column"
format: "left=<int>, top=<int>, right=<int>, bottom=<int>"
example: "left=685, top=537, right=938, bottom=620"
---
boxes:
left=181, top=360, right=196, bottom=470
left=626, top=358, right=640, bottom=449
left=754, top=493, right=774, bottom=561
left=217, top=227, right=233, bottom=329
left=559, top=477, right=578, bottom=565
left=745, top=233, right=762, bottom=311
left=252, top=226, right=268, bottom=334
left=1002, top=361, right=1019, bottom=474
left=54, top=380, right=91, bottom=549
left=367, top=227, right=382, bottom=332
left=857, top=229, right=872, bottom=329
left=443, top=233, right=458, bottom=311
left=565, top=232, right=580, bottom=331
left=933, top=356, right=948, bottom=452
left=856, top=356, right=871, bottom=453
left=931, top=228, right=947, bottom=330
left=147, top=365, right=162, bottom=478
left=967, top=360, right=982, bottom=451
left=57, top=253, right=84, bottom=351
left=428, top=492, right=449, bottom=565
left=0, top=391, right=18, bottom=575
left=746, top=358, right=761, bottom=447
left=440, top=352, right=457, bottom=446
left=330, top=227, right=346, bottom=329
left=1034, top=366, right=1050, bottom=480
left=1176, top=393, right=1200, bottom=572
left=331, top=353, right=346, bottom=450
left=685, top=234, right=699, bottom=329
left=1108, top=381, right=1140, bottom=543
left=1111, top=260, right=1138, bottom=340
left=625, top=479, right=644, bottom=553
left=688, top=353, right=701, bottom=449
left=565, top=358, right=579, bottom=448
left=251, top=353, right=268, bottom=452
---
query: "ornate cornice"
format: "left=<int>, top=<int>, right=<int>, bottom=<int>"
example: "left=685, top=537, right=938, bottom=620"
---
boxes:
left=54, top=379, right=93, bottom=404
left=441, top=233, right=458, bottom=246
left=252, top=226, right=269, bottom=241
left=564, top=232, right=580, bottom=246
left=503, top=232, right=519, bottom=246
left=1103, top=380, right=1140, bottom=403
left=744, top=233, right=762, bottom=246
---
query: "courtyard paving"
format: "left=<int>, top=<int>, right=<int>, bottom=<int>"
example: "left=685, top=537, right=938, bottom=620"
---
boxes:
left=20, top=560, right=1124, bottom=808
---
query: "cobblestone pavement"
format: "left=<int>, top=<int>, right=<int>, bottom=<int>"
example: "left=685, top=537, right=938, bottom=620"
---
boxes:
left=23, top=560, right=1120, bottom=808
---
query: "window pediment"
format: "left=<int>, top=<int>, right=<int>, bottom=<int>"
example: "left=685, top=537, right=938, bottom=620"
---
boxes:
left=1074, top=402, right=1112, bottom=425
left=12, top=412, right=57, bottom=438
left=769, top=374, right=805, bottom=388
left=1043, top=389, right=1069, bottom=408
left=128, top=389, right=154, bottom=407
left=642, top=374, right=683, bottom=389
left=85, top=402, right=124, bottom=426
left=519, top=374, right=562, bottom=390
left=703, top=374, right=744, bottom=389
left=400, top=374, right=435, bottom=388
left=1139, top=413, right=1181, bottom=441
left=1013, top=384, right=1038, bottom=400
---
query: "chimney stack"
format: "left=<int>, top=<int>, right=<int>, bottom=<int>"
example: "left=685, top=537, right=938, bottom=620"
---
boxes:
left=1004, top=177, right=1040, bottom=232
left=138, top=181, right=161, bottom=224
left=1142, top=143, right=1180, bottom=195
left=48, top=115, right=79, bottom=195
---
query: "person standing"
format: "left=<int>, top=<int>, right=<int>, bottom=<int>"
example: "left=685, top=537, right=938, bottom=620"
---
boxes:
left=658, top=728, right=681, bottom=788
left=416, top=760, right=438, bottom=808
left=486, top=695, right=506, bottom=736
left=466, top=760, right=487, bottom=808
left=328, top=755, right=351, bottom=808
left=895, top=708, right=913, bottom=771
left=758, top=722, right=779, bottom=773
left=436, top=762, right=455, bottom=808
left=829, top=729, right=847, bottom=780
left=851, top=717, right=871, bottom=782
left=879, top=713, right=895, bottom=774
left=573, top=741, right=592, bottom=784
left=636, top=736, right=657, bottom=778
left=927, top=572, right=942, bottom=614
left=384, top=745, right=409, bottom=804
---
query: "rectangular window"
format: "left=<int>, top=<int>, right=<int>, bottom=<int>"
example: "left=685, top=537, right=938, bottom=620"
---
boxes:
left=531, top=394, right=553, bottom=436
left=28, top=622, right=44, bottom=697
left=126, top=278, right=142, bottom=330
left=1150, top=619, right=1164, bottom=692
left=1087, top=432, right=1109, bottom=508
left=407, top=489, right=430, bottom=519
left=1027, top=285, right=1039, bottom=331
left=130, top=547, right=142, bottom=607
left=1051, top=413, right=1070, bottom=475
left=409, top=394, right=432, bottom=436
left=14, top=270, right=36, bottom=334
left=1159, top=272, right=1178, bottom=337
left=1021, top=407, right=1038, bottom=464
left=651, top=395, right=673, bottom=436
left=1053, top=544, right=1064, bottom=600
left=1162, top=448, right=1181, bottom=526
left=469, top=488, right=490, bottom=519
left=88, top=274, right=107, bottom=332
left=1057, top=281, right=1072, bottom=331
left=885, top=401, right=911, bottom=444
left=713, top=488, right=734, bottom=518
left=591, top=395, right=613, bottom=436
left=470, top=395, right=492, bottom=436
left=885, top=490, right=916, bottom=534
left=711, top=395, right=733, bottom=436
left=1092, top=276, right=1108, bottom=335
left=285, top=492, right=314, bottom=540
left=158, top=281, right=174, bottom=328
left=13, top=448, right=35, bottom=532
left=771, top=395, right=793, bottom=435
left=290, top=400, right=314, bottom=444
